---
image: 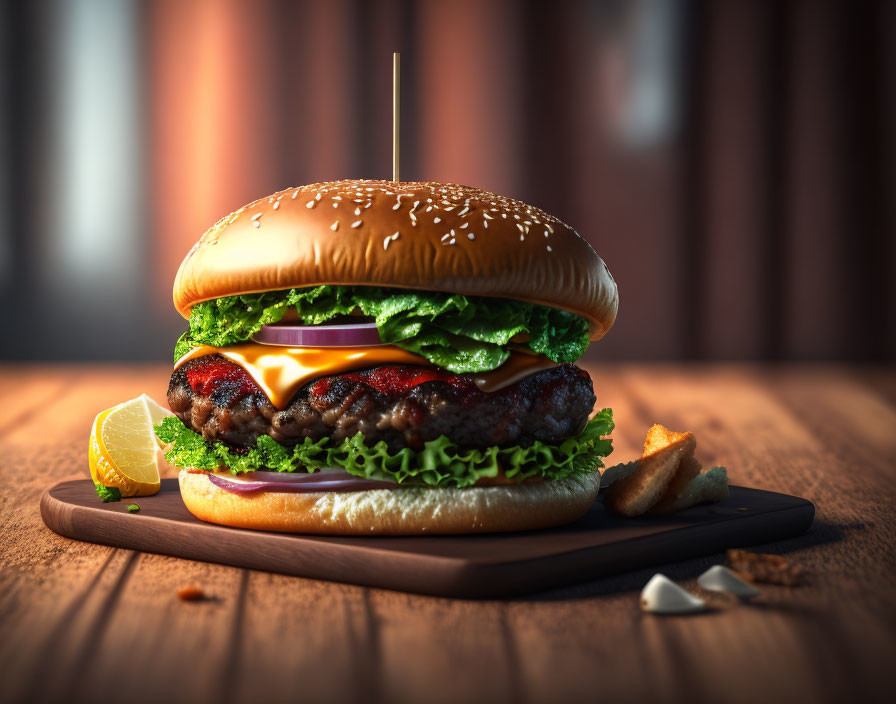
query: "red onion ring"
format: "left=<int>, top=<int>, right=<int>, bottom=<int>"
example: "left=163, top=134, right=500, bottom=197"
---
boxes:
left=207, top=468, right=397, bottom=495
left=251, top=322, right=384, bottom=347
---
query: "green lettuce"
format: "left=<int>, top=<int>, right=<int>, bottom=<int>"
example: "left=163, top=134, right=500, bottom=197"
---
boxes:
left=95, top=483, right=122, bottom=503
left=155, top=410, right=614, bottom=489
left=174, top=286, right=591, bottom=373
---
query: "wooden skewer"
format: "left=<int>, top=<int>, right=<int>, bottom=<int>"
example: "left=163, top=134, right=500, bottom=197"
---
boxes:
left=393, top=52, right=400, bottom=182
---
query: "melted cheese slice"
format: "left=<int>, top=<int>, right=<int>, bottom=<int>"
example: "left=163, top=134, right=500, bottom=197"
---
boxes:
left=174, top=343, right=558, bottom=409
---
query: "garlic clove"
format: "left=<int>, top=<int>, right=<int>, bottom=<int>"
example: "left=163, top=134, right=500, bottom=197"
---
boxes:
left=640, top=574, right=705, bottom=614
left=698, top=565, right=760, bottom=599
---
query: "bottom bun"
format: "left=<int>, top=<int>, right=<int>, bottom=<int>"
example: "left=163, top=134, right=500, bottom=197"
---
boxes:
left=178, top=470, right=600, bottom=535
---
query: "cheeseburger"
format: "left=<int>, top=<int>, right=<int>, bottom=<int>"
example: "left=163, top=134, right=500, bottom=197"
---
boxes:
left=155, top=180, right=618, bottom=534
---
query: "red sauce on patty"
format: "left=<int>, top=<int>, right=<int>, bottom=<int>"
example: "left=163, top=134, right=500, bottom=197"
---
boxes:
left=185, top=355, right=262, bottom=397
left=185, top=354, right=590, bottom=410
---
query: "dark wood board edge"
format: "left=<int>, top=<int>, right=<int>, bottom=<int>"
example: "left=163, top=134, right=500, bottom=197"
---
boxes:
left=40, top=484, right=815, bottom=599
left=39, top=487, right=468, bottom=592
left=459, top=500, right=815, bottom=598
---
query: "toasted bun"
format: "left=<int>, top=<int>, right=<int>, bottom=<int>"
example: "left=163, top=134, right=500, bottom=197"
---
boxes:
left=174, top=180, right=618, bottom=339
left=178, top=470, right=600, bottom=535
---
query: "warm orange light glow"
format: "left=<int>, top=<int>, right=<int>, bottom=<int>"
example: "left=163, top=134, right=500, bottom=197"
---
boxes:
left=418, top=0, right=522, bottom=195
left=149, top=0, right=277, bottom=315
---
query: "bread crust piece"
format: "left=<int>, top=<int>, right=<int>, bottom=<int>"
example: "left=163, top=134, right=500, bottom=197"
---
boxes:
left=604, top=431, right=697, bottom=517
left=173, top=180, right=618, bottom=340
left=178, top=469, right=600, bottom=535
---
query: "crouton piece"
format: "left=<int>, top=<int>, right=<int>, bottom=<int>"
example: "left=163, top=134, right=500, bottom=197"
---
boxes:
left=605, top=431, right=696, bottom=517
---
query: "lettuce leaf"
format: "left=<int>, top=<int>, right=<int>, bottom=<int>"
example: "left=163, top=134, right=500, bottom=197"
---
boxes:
left=155, top=410, right=614, bottom=489
left=95, top=483, right=122, bottom=503
left=174, top=286, right=591, bottom=373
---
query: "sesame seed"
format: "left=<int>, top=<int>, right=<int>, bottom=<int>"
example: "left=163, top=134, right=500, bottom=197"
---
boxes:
left=459, top=222, right=468, bottom=229
left=306, top=201, right=316, bottom=209
left=291, top=189, right=300, bottom=199
left=330, top=221, right=339, bottom=231
left=502, top=213, right=507, bottom=218
left=449, top=238, right=456, bottom=244
left=433, top=217, right=441, bottom=223
left=392, top=203, right=401, bottom=210
left=351, top=220, right=362, bottom=228
left=391, top=232, right=400, bottom=240
left=425, top=206, right=432, bottom=212
left=458, top=207, right=470, bottom=216
left=315, top=193, right=322, bottom=201
left=467, top=233, right=475, bottom=240
left=333, top=195, right=342, bottom=201
left=383, top=237, right=391, bottom=251
left=546, top=245, right=552, bottom=252
left=441, top=233, right=451, bottom=241
left=354, top=207, right=361, bottom=216
left=520, top=234, right=524, bottom=241
left=483, top=221, right=488, bottom=229
left=251, top=213, right=262, bottom=221
left=332, top=203, right=338, bottom=208
left=254, top=221, right=260, bottom=228
left=273, top=201, right=280, bottom=210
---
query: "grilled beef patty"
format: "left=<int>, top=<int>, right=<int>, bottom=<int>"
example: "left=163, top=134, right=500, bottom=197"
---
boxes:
left=168, top=355, right=596, bottom=452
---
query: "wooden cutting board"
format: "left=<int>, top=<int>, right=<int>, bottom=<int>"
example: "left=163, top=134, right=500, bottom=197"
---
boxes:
left=41, top=478, right=813, bottom=598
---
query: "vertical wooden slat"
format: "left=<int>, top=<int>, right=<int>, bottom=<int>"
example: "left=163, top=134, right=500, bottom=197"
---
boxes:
left=363, top=0, right=417, bottom=181
left=832, top=0, right=890, bottom=361
left=417, top=0, right=522, bottom=195
left=759, top=0, right=792, bottom=360
left=784, top=0, right=848, bottom=360
left=885, top=0, right=896, bottom=361
left=693, top=1, right=772, bottom=359
left=678, top=0, right=710, bottom=360
left=562, top=1, right=687, bottom=361
left=297, top=0, right=359, bottom=182
left=148, top=0, right=279, bottom=322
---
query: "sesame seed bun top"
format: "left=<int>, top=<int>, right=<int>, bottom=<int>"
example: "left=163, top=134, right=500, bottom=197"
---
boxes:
left=173, top=180, right=618, bottom=340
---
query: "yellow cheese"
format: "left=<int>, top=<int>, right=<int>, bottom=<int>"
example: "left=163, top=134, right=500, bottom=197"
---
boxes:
left=175, top=343, right=558, bottom=409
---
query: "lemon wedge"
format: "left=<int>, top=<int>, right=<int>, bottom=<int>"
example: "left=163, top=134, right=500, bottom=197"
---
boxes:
left=89, top=395, right=173, bottom=498
left=138, top=393, right=174, bottom=448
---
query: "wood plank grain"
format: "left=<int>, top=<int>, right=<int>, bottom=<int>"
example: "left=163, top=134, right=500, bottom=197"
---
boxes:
left=40, top=478, right=814, bottom=597
left=227, top=575, right=374, bottom=704
left=66, top=554, right=245, bottom=704
left=1, top=364, right=894, bottom=704
left=0, top=366, right=240, bottom=704
left=371, top=591, right=516, bottom=704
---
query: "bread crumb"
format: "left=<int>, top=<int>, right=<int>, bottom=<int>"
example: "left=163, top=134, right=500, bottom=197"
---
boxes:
left=177, top=585, right=205, bottom=601
left=726, top=549, right=804, bottom=586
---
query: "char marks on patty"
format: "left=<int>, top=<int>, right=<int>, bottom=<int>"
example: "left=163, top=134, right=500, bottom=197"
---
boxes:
left=168, top=355, right=596, bottom=452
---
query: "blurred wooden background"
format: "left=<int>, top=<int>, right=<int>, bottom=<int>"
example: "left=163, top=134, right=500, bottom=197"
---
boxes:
left=0, top=0, right=892, bottom=362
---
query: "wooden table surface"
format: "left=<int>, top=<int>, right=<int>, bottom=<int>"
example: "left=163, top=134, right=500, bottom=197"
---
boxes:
left=1, top=363, right=895, bottom=704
